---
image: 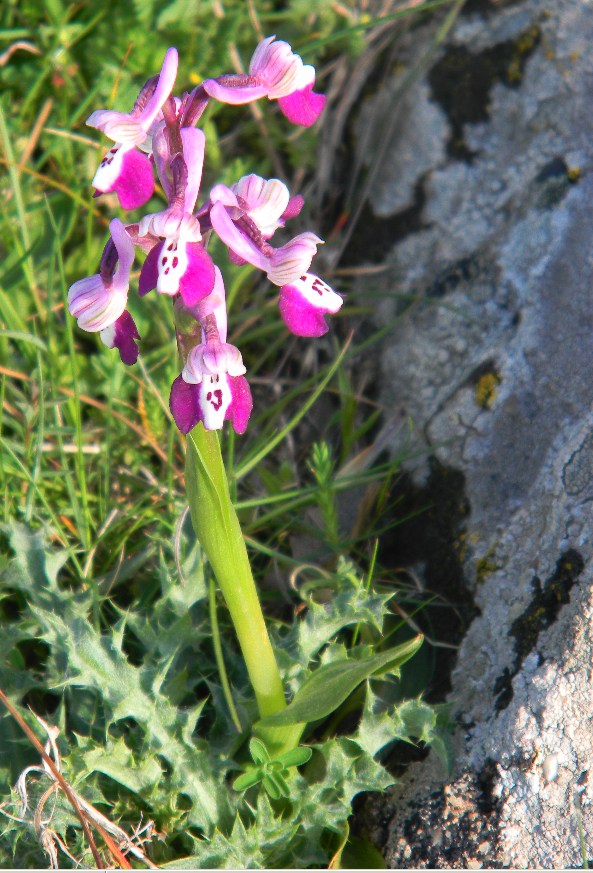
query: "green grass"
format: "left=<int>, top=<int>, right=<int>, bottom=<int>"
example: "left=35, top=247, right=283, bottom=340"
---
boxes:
left=0, top=0, right=459, bottom=867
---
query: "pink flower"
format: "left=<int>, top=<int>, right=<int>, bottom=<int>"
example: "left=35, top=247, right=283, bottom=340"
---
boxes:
left=88, top=48, right=178, bottom=209
left=170, top=372, right=252, bottom=434
left=68, top=219, right=135, bottom=332
left=203, top=37, right=325, bottom=127
left=87, top=48, right=178, bottom=146
left=209, top=194, right=322, bottom=286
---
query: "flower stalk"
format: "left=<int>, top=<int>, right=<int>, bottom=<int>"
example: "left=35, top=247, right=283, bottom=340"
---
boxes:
left=185, top=422, right=303, bottom=753
left=185, top=423, right=283, bottom=717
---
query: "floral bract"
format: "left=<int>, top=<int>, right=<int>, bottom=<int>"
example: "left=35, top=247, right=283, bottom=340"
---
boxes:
left=70, top=38, right=342, bottom=435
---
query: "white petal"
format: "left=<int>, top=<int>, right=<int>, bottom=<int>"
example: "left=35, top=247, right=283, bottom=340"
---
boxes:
left=199, top=374, right=232, bottom=430
left=290, top=273, right=343, bottom=313
left=157, top=238, right=189, bottom=295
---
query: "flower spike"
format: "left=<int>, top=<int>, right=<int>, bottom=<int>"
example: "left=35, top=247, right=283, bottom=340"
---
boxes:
left=70, top=38, right=338, bottom=434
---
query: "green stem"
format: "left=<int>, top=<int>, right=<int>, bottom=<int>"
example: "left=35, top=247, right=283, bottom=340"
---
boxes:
left=185, top=424, right=304, bottom=752
left=186, top=424, right=285, bottom=717
left=175, top=295, right=304, bottom=751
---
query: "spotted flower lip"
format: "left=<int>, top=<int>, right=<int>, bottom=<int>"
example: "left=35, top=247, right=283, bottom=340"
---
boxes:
left=279, top=273, right=343, bottom=337
left=170, top=371, right=253, bottom=434
left=91, top=145, right=155, bottom=210
left=67, top=219, right=135, bottom=332
left=203, top=36, right=326, bottom=127
left=138, top=238, right=215, bottom=306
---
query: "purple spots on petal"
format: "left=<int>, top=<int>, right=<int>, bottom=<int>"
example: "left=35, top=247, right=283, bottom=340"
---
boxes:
left=278, top=283, right=329, bottom=337
left=207, top=389, right=223, bottom=411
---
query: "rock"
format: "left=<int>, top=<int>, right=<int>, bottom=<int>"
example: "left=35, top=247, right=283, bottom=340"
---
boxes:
left=356, top=0, right=593, bottom=866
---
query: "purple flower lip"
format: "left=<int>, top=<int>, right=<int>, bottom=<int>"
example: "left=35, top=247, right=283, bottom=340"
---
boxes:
left=279, top=273, right=343, bottom=337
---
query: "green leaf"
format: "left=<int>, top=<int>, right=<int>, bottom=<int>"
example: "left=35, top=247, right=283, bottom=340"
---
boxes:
left=341, top=835, right=387, bottom=869
left=233, top=769, right=263, bottom=792
left=0, top=330, right=47, bottom=351
left=260, top=635, right=423, bottom=726
left=79, top=736, right=162, bottom=795
left=249, top=737, right=271, bottom=765
left=161, top=857, right=204, bottom=869
left=262, top=773, right=285, bottom=800
left=275, top=557, right=394, bottom=690
left=398, top=699, right=455, bottom=775
left=276, top=746, right=312, bottom=768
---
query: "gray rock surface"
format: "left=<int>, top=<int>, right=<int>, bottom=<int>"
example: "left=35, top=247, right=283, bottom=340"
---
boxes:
left=358, top=0, right=593, bottom=866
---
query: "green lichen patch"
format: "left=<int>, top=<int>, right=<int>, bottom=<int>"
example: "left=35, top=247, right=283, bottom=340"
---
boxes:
left=475, top=549, right=501, bottom=583
left=474, top=370, right=502, bottom=410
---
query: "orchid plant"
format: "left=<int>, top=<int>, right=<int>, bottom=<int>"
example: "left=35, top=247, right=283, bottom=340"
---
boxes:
left=68, top=37, right=348, bottom=747
left=57, top=36, right=432, bottom=865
